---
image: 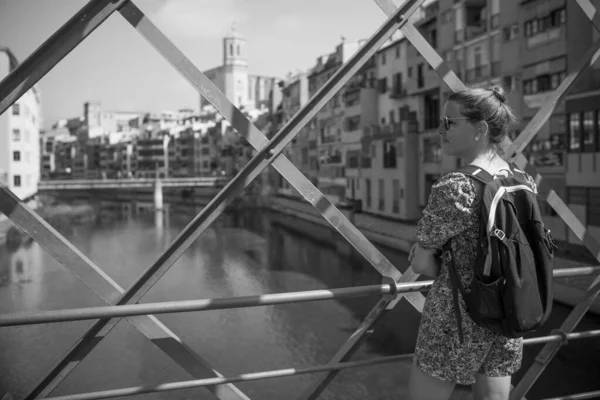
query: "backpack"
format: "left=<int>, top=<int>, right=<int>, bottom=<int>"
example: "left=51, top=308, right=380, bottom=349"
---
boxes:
left=442, top=164, right=558, bottom=343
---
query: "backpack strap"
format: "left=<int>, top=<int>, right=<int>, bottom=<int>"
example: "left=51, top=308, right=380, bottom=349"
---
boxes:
left=442, top=165, right=492, bottom=345
left=442, top=241, right=466, bottom=344
left=456, top=165, right=494, bottom=185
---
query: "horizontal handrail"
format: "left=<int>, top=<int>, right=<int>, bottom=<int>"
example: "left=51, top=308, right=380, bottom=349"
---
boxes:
left=0, top=281, right=433, bottom=327
left=41, top=329, right=600, bottom=400
left=540, top=389, right=600, bottom=400
left=1, top=266, right=598, bottom=328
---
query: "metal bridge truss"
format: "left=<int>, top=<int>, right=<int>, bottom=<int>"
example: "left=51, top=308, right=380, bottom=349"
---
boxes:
left=0, top=0, right=599, bottom=399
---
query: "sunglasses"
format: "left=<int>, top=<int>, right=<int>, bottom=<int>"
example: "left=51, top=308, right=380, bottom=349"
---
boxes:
left=439, top=116, right=470, bottom=131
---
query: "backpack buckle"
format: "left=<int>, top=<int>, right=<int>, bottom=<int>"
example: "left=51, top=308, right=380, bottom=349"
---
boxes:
left=494, top=229, right=506, bottom=241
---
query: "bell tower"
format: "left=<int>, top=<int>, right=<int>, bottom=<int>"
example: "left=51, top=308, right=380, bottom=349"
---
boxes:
left=223, top=21, right=247, bottom=68
left=223, top=21, right=249, bottom=108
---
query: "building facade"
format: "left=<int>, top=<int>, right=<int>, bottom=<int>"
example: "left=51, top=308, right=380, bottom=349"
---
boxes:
left=272, top=70, right=310, bottom=197
left=0, top=48, right=42, bottom=200
left=308, top=39, right=362, bottom=203
left=563, top=0, right=600, bottom=244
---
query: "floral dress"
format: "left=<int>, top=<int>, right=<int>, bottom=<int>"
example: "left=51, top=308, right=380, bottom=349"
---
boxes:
left=413, top=172, right=523, bottom=385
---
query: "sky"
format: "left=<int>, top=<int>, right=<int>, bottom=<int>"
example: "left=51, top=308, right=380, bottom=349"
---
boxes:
left=0, top=0, right=405, bottom=129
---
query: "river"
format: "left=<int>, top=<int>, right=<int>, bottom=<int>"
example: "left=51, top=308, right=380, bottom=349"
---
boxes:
left=0, top=204, right=599, bottom=400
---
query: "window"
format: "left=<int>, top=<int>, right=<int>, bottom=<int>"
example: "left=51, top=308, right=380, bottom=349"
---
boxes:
left=229, top=44, right=234, bottom=55
left=524, top=72, right=564, bottom=95
left=408, top=67, right=413, bottom=78
left=503, top=76, right=517, bottom=92
left=524, top=7, right=566, bottom=38
left=391, top=72, right=404, bottom=95
left=583, top=111, right=595, bottom=152
left=366, top=178, right=371, bottom=208
left=12, top=129, right=21, bottom=142
left=379, top=77, right=388, bottom=93
left=429, top=29, right=437, bottom=49
left=381, top=52, right=387, bottom=65
left=345, top=115, right=361, bottom=131
left=393, top=179, right=400, bottom=213
left=12, top=104, right=19, bottom=115
left=389, top=110, right=395, bottom=124
left=13, top=151, right=20, bottom=162
left=568, top=113, right=581, bottom=151
left=378, top=179, right=385, bottom=211
left=417, top=63, right=424, bottom=88
left=395, top=45, right=400, bottom=58
left=424, top=93, right=440, bottom=130
left=13, top=175, right=21, bottom=187
left=383, top=140, right=397, bottom=168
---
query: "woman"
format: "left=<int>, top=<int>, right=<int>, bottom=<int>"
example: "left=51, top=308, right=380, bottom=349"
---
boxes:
left=407, top=86, right=522, bottom=400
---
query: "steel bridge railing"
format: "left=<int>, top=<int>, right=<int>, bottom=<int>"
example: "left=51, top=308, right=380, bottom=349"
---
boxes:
left=0, top=266, right=598, bottom=328
left=1, top=0, right=600, bottom=399
left=0, top=267, right=598, bottom=400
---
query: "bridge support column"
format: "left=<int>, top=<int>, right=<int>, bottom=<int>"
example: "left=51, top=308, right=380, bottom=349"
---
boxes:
left=154, top=179, right=163, bottom=211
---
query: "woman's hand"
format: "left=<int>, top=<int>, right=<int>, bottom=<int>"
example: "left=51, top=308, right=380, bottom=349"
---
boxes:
left=409, top=243, right=440, bottom=277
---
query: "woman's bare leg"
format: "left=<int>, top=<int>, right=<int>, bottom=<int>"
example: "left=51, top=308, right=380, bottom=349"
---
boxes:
left=472, top=374, right=511, bottom=400
left=407, top=362, right=456, bottom=400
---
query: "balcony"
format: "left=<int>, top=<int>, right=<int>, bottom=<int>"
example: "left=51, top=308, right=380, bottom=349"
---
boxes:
left=464, top=21, right=488, bottom=41
left=526, top=27, right=562, bottom=49
left=321, top=135, right=339, bottom=144
left=465, top=64, right=490, bottom=83
left=327, top=153, right=342, bottom=164
left=389, top=86, right=407, bottom=99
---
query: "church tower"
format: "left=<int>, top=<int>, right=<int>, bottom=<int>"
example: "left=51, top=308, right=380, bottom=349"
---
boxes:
left=223, top=22, right=249, bottom=108
left=223, top=22, right=247, bottom=68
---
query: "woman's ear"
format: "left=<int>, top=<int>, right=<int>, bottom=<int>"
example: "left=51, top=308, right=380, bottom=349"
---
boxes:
left=478, top=120, right=489, bottom=137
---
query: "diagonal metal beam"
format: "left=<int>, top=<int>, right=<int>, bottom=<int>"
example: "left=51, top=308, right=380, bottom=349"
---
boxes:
left=0, top=188, right=249, bottom=400
left=0, top=0, right=130, bottom=116
left=118, top=0, right=426, bottom=306
left=296, top=274, right=419, bottom=400
left=576, top=0, right=600, bottom=33
left=510, top=274, right=600, bottom=400
left=12, top=0, right=427, bottom=397
left=368, top=4, right=600, bottom=400
left=118, top=5, right=429, bottom=399
left=374, top=0, right=467, bottom=95
left=295, top=2, right=474, bottom=398
left=302, top=1, right=600, bottom=399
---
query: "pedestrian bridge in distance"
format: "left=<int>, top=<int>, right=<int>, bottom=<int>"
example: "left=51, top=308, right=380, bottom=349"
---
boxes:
left=37, top=177, right=228, bottom=191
